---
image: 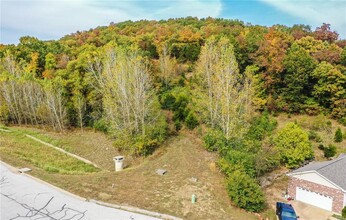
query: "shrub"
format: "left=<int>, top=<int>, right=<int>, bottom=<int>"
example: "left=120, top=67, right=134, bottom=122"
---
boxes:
left=185, top=111, right=199, bottom=130
left=339, top=117, right=346, bottom=126
left=227, top=171, right=265, bottom=212
left=247, top=112, right=277, bottom=141
left=324, top=144, right=337, bottom=158
left=93, top=119, right=109, bottom=133
left=308, top=130, right=323, bottom=142
left=133, top=136, right=160, bottom=156
left=334, top=128, right=343, bottom=143
left=318, top=144, right=325, bottom=150
left=274, top=122, right=314, bottom=168
left=174, top=120, right=182, bottom=131
left=342, top=206, right=346, bottom=218
left=173, top=107, right=189, bottom=122
left=218, top=150, right=256, bottom=177
left=203, top=129, right=227, bottom=152
left=160, top=93, right=176, bottom=110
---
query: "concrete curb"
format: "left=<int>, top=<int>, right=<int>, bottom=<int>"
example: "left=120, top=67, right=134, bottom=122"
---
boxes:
left=89, top=199, right=182, bottom=220
left=0, top=160, right=181, bottom=220
left=25, top=134, right=99, bottom=168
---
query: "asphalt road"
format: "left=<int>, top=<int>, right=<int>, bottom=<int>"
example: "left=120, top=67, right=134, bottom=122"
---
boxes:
left=0, top=162, right=160, bottom=220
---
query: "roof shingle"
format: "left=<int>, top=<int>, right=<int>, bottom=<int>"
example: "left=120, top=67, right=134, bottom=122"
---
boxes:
left=290, top=154, right=346, bottom=190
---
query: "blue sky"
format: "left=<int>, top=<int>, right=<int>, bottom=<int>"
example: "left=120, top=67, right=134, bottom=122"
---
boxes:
left=1, top=0, right=345, bottom=44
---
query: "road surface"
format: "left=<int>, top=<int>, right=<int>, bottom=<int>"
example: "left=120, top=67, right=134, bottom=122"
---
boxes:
left=0, top=162, right=161, bottom=220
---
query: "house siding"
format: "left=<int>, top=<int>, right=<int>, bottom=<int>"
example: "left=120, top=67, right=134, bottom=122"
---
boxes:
left=288, top=177, right=344, bottom=213
left=292, top=172, right=338, bottom=189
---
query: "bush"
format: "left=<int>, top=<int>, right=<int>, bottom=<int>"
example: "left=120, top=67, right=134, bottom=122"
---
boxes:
left=324, top=144, right=337, bottom=158
left=227, top=170, right=265, bottom=212
left=203, top=129, right=227, bottom=152
left=160, top=93, right=176, bottom=110
left=274, top=122, right=314, bottom=168
left=342, top=206, right=346, bottom=218
left=185, top=111, right=199, bottom=130
left=133, top=136, right=160, bottom=156
left=174, top=120, right=182, bottom=131
left=308, top=130, right=323, bottom=142
left=339, top=117, right=346, bottom=126
left=318, top=144, right=325, bottom=150
left=247, top=112, right=277, bottom=141
left=218, top=150, right=256, bottom=177
left=334, top=128, right=343, bottom=143
left=93, top=119, right=109, bottom=133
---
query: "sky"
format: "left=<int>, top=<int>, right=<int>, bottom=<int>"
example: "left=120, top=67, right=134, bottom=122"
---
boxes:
left=0, top=0, right=345, bottom=44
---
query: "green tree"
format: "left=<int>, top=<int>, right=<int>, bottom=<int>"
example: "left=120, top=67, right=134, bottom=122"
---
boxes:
left=282, top=43, right=317, bottom=112
left=312, top=62, right=346, bottom=109
left=227, top=170, right=265, bottom=212
left=334, top=127, right=343, bottom=142
left=274, top=122, right=313, bottom=168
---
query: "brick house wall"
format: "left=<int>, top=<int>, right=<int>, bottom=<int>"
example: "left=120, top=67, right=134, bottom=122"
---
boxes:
left=288, top=176, right=344, bottom=213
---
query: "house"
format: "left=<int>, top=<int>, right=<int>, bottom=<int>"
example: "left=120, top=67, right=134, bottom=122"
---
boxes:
left=287, top=154, right=346, bottom=213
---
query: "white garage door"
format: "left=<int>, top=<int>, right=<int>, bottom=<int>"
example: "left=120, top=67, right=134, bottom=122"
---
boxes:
left=296, top=187, right=333, bottom=211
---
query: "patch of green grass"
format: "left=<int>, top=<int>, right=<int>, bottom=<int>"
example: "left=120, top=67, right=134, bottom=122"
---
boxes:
left=0, top=125, right=9, bottom=130
left=332, top=214, right=346, bottom=220
left=11, top=127, right=73, bottom=152
left=0, top=131, right=99, bottom=174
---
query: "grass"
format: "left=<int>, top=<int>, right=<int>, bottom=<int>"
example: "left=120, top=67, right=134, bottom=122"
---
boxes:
left=331, top=214, right=346, bottom=220
left=0, top=125, right=258, bottom=220
left=10, top=126, right=132, bottom=171
left=0, top=128, right=99, bottom=174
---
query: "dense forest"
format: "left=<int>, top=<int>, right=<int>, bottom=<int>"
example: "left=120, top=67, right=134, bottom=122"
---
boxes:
left=1, top=17, right=346, bottom=212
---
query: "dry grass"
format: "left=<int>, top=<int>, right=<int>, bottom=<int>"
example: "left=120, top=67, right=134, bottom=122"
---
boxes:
left=0, top=126, right=257, bottom=220
left=275, top=114, right=346, bottom=160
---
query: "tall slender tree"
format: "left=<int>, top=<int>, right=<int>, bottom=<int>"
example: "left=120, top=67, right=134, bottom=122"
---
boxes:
left=197, top=36, right=254, bottom=139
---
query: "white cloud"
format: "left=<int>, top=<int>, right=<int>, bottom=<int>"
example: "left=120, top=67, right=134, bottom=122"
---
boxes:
left=0, top=0, right=221, bottom=44
left=260, top=0, right=346, bottom=38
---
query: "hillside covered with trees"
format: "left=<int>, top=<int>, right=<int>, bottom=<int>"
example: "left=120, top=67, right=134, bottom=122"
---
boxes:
left=1, top=17, right=346, bottom=213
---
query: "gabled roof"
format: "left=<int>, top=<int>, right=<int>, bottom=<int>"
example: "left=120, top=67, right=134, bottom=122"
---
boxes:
left=289, top=154, right=346, bottom=191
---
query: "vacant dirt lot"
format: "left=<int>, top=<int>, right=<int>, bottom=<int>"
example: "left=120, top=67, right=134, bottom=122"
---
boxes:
left=1, top=127, right=257, bottom=220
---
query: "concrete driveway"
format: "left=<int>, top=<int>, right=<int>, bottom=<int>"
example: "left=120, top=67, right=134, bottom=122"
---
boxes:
left=0, top=162, right=168, bottom=220
left=289, top=200, right=333, bottom=220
